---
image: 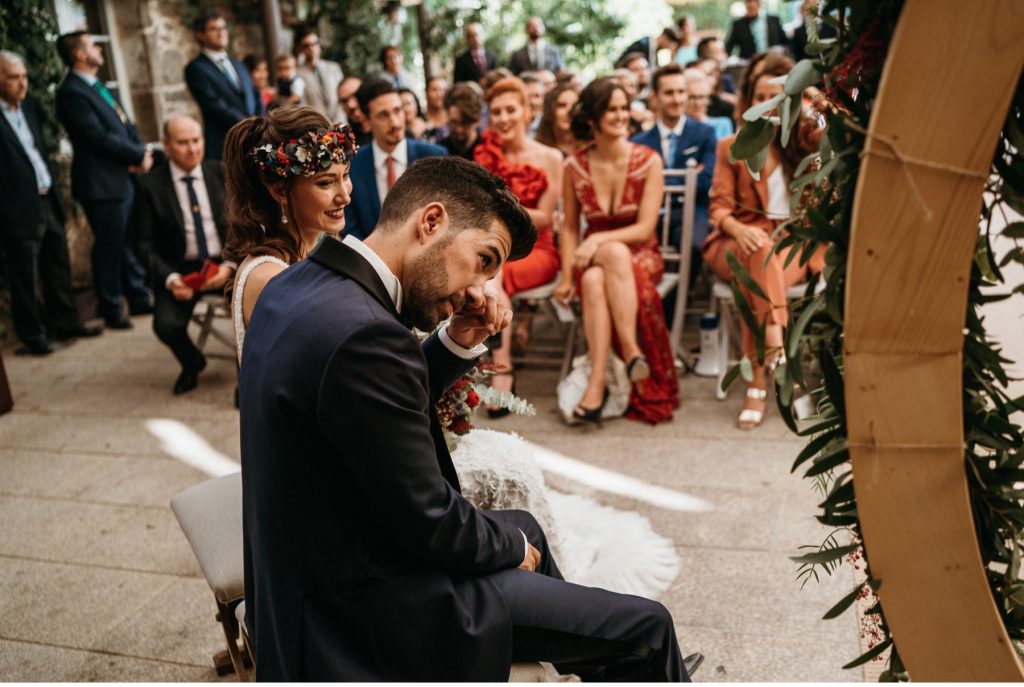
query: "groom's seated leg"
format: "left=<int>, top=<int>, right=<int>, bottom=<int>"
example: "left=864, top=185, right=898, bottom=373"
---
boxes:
left=487, top=509, right=564, bottom=581
left=486, top=567, right=688, bottom=682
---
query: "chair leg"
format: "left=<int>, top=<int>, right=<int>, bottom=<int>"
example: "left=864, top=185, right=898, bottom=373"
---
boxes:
left=715, top=297, right=730, bottom=401
left=215, top=600, right=251, bottom=681
left=193, top=303, right=214, bottom=351
left=560, top=318, right=578, bottom=380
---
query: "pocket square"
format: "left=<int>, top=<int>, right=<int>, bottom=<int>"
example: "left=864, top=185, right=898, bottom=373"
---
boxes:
left=682, top=145, right=699, bottom=155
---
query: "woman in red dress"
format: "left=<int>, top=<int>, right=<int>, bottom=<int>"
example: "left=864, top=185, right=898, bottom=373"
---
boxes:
left=474, top=77, right=562, bottom=408
left=555, top=78, right=679, bottom=425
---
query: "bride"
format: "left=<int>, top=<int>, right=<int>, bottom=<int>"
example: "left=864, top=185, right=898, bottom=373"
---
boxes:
left=221, top=107, right=357, bottom=355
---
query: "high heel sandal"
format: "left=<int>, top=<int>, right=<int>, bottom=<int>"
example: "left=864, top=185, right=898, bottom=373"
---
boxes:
left=573, top=388, right=610, bottom=426
left=486, top=372, right=515, bottom=419
left=736, top=386, right=768, bottom=430
left=626, top=355, right=650, bottom=383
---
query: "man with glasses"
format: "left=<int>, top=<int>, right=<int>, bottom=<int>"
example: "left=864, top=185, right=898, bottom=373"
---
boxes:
left=295, top=25, right=344, bottom=119
left=683, top=68, right=733, bottom=141
left=439, top=82, right=484, bottom=160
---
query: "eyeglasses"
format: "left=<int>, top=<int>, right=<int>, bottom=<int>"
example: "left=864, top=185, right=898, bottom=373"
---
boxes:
left=689, top=95, right=711, bottom=102
left=301, top=40, right=319, bottom=48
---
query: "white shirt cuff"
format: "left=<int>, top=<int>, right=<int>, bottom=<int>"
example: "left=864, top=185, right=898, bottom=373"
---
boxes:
left=439, top=324, right=487, bottom=360
left=165, top=272, right=182, bottom=290
left=520, top=529, right=530, bottom=564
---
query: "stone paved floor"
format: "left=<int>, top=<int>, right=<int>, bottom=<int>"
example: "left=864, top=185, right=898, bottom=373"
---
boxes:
left=2, top=253, right=1019, bottom=681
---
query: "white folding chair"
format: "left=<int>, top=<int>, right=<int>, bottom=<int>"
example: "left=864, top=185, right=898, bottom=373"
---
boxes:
left=654, top=165, right=700, bottom=362
left=510, top=276, right=580, bottom=380
left=191, top=293, right=236, bottom=357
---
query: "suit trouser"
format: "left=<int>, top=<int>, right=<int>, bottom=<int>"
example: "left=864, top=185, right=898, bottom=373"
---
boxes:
left=152, top=268, right=204, bottom=371
left=703, top=234, right=826, bottom=356
left=2, top=197, right=81, bottom=344
left=487, top=510, right=688, bottom=682
left=80, top=188, right=150, bottom=319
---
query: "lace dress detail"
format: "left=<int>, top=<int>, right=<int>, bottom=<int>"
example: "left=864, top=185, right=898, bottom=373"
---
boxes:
left=233, top=255, right=290, bottom=362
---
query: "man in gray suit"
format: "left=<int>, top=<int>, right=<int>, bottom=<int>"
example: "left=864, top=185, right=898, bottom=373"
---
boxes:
left=295, top=26, right=344, bottom=119
left=508, top=17, right=564, bottom=75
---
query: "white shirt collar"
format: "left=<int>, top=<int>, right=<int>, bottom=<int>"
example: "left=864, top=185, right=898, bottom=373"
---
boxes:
left=657, top=117, right=686, bottom=139
left=372, top=138, right=407, bottom=169
left=169, top=159, right=203, bottom=182
left=73, top=70, right=98, bottom=86
left=202, top=48, right=230, bottom=62
left=341, top=234, right=402, bottom=313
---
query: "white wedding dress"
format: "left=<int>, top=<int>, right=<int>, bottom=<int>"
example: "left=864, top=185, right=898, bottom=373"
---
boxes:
left=231, top=255, right=290, bottom=362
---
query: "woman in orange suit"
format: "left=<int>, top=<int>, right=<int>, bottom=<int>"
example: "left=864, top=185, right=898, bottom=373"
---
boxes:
left=702, top=55, right=826, bottom=430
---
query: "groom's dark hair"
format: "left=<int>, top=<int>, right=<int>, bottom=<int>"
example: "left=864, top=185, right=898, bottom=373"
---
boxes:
left=376, top=157, right=537, bottom=261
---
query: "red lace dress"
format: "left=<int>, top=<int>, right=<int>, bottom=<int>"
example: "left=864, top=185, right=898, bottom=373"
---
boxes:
left=565, top=143, right=679, bottom=424
left=473, top=130, right=561, bottom=294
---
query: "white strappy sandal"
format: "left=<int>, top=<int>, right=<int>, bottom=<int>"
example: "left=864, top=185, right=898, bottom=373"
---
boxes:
left=737, top=386, right=768, bottom=430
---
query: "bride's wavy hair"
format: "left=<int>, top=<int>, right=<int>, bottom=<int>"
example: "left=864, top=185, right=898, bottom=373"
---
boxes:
left=222, top=106, right=332, bottom=265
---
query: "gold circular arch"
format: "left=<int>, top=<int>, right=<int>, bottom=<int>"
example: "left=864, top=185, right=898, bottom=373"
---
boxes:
left=844, top=0, right=1024, bottom=679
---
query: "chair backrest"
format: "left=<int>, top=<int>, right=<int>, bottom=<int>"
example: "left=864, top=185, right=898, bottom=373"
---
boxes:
left=659, top=165, right=700, bottom=357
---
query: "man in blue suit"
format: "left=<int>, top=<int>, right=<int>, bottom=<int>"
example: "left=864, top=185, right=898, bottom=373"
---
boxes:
left=240, top=156, right=694, bottom=681
left=632, top=63, right=716, bottom=254
left=56, top=31, right=155, bottom=329
left=344, top=78, right=445, bottom=240
left=184, top=12, right=261, bottom=161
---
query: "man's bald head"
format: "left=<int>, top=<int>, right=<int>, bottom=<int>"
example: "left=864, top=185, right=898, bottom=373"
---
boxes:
left=162, top=115, right=204, bottom=171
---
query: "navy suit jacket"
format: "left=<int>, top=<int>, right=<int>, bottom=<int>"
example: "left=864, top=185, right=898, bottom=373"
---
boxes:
left=55, top=74, right=146, bottom=202
left=239, top=238, right=524, bottom=680
left=632, top=119, right=716, bottom=246
left=184, top=54, right=262, bottom=160
left=344, top=139, right=446, bottom=240
left=0, top=97, right=63, bottom=241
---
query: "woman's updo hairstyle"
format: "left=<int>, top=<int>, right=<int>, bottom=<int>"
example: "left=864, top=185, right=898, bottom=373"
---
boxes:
left=570, top=77, right=626, bottom=142
left=222, top=106, right=331, bottom=264
left=485, top=76, right=529, bottom=111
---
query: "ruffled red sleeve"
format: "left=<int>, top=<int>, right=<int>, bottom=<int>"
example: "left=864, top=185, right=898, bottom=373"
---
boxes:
left=473, top=129, right=548, bottom=209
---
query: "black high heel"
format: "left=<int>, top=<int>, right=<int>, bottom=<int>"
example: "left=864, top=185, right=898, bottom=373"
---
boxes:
left=573, top=388, right=610, bottom=425
left=626, top=355, right=650, bottom=383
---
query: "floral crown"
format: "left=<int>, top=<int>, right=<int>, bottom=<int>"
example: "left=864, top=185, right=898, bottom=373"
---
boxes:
left=251, top=123, right=358, bottom=178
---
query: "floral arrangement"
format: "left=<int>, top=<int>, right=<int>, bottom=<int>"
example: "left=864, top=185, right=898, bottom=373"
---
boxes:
left=436, top=363, right=536, bottom=440
left=251, top=123, right=358, bottom=178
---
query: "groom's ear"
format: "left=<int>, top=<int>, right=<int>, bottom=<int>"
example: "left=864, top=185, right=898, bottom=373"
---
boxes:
left=416, top=202, right=448, bottom=244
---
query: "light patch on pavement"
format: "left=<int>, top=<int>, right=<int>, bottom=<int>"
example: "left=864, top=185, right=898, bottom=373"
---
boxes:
left=145, top=418, right=240, bottom=476
left=528, top=442, right=714, bottom=513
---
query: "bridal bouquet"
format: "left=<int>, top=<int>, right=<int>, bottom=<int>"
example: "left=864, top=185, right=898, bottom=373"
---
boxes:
left=436, top=364, right=535, bottom=438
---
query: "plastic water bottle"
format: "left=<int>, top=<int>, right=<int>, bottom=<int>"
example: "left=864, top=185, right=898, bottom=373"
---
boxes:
left=694, top=312, right=720, bottom=378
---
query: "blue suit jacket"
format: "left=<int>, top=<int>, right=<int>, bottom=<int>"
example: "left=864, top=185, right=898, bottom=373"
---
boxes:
left=239, top=238, right=524, bottom=680
left=632, top=118, right=716, bottom=247
left=184, top=54, right=262, bottom=160
left=55, top=74, right=146, bottom=202
left=344, top=139, right=447, bottom=240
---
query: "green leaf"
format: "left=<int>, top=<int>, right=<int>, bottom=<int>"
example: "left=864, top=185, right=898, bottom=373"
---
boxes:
left=742, top=92, right=786, bottom=122
left=792, top=427, right=839, bottom=473
left=729, top=117, right=775, bottom=163
left=720, top=362, right=742, bottom=393
left=745, top=144, right=770, bottom=180
left=1003, top=221, right=1024, bottom=239
left=842, top=637, right=892, bottom=670
left=790, top=542, right=857, bottom=566
left=785, top=59, right=821, bottom=96
left=725, top=249, right=770, bottom=301
left=788, top=297, right=825, bottom=361
left=823, top=582, right=865, bottom=620
left=805, top=441, right=850, bottom=477
left=739, top=355, right=754, bottom=383
left=820, top=350, right=846, bottom=419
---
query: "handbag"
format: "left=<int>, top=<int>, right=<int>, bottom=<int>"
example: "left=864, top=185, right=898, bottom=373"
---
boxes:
left=556, top=352, right=631, bottom=425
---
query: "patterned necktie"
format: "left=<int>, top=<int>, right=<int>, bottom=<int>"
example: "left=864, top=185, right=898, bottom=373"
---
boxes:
left=666, top=132, right=679, bottom=165
left=91, top=81, right=127, bottom=124
left=386, top=156, right=397, bottom=192
left=182, top=176, right=210, bottom=261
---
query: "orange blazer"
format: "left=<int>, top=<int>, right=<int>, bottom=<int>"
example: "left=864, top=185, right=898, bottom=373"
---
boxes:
left=703, top=135, right=775, bottom=250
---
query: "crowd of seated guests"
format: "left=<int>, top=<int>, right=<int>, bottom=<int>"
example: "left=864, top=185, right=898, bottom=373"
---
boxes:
left=6, top=3, right=828, bottom=430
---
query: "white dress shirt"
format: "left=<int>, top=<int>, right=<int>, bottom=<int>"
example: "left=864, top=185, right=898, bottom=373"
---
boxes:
left=165, top=161, right=223, bottom=289
left=202, top=48, right=241, bottom=88
left=656, top=117, right=686, bottom=164
left=372, top=138, right=407, bottom=205
left=766, top=165, right=790, bottom=220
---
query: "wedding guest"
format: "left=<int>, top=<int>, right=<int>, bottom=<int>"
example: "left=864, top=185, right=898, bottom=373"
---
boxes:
left=555, top=69, right=581, bottom=90
left=272, top=54, right=303, bottom=107
left=535, top=69, right=556, bottom=93
left=221, top=106, right=356, bottom=358
left=610, top=68, right=650, bottom=136
left=337, top=76, right=371, bottom=146
left=294, top=26, right=343, bottom=119
left=237, top=153, right=695, bottom=682
left=735, top=51, right=790, bottom=124
left=534, top=83, right=581, bottom=158
left=133, top=116, right=232, bottom=394
left=344, top=79, right=445, bottom=239
left=556, top=77, right=679, bottom=425
left=617, top=52, right=653, bottom=102
left=423, top=76, right=450, bottom=142
left=508, top=17, right=564, bottom=75
left=184, top=12, right=262, bottom=160
left=56, top=30, right=154, bottom=330
left=243, top=54, right=275, bottom=109
left=379, top=45, right=416, bottom=92
left=398, top=87, right=428, bottom=140
left=674, top=15, right=699, bottom=65
left=482, top=67, right=514, bottom=92
left=473, top=77, right=562, bottom=411
left=684, top=67, right=733, bottom=140
left=703, top=56, right=826, bottom=429
left=519, top=72, right=545, bottom=137
left=696, top=57, right=736, bottom=121
left=0, top=49, right=101, bottom=355
left=453, top=22, right=496, bottom=86
left=725, top=0, right=786, bottom=58
left=439, top=81, right=484, bottom=160
left=618, top=27, right=680, bottom=71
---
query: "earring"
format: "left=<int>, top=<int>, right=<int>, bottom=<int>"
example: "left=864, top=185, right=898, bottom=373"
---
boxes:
left=280, top=202, right=288, bottom=225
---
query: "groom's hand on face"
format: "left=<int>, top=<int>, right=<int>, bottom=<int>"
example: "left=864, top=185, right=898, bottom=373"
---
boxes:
left=447, top=287, right=512, bottom=349
left=519, top=543, right=541, bottom=572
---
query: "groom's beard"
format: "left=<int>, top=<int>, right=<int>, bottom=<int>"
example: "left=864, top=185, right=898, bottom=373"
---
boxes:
left=400, top=242, right=461, bottom=332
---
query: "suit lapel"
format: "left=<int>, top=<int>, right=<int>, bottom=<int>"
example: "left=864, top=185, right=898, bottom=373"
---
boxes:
left=199, top=54, right=244, bottom=101
left=202, top=161, right=228, bottom=241
left=160, top=164, right=187, bottom=240
left=309, top=238, right=398, bottom=318
left=0, top=112, right=31, bottom=168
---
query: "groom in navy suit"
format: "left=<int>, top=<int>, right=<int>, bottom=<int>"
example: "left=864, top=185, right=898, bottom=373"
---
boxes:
left=239, top=156, right=694, bottom=681
left=184, top=12, right=262, bottom=160
left=343, top=78, right=445, bottom=239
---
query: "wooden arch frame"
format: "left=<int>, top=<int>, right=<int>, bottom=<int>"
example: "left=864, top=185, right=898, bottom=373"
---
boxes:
left=845, top=0, right=1024, bottom=679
